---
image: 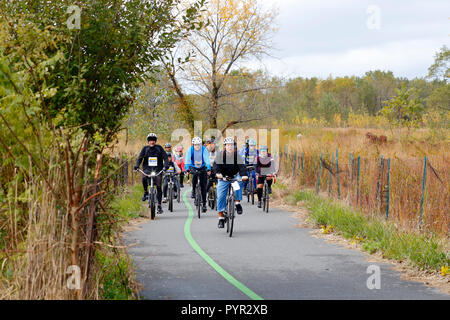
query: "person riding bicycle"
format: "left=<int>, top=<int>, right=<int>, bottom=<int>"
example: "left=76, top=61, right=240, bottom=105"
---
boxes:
left=255, top=145, right=276, bottom=208
left=241, top=139, right=258, bottom=195
left=174, top=145, right=185, bottom=188
left=213, top=137, right=248, bottom=229
left=134, top=133, right=169, bottom=214
left=184, top=137, right=211, bottom=213
left=205, top=138, right=219, bottom=195
left=162, top=152, right=182, bottom=203
left=164, top=142, right=173, bottom=155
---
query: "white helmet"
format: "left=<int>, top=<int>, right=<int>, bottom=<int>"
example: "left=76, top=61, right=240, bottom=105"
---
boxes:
left=223, top=137, right=235, bottom=145
left=192, top=137, right=202, bottom=145
left=147, top=133, right=157, bottom=141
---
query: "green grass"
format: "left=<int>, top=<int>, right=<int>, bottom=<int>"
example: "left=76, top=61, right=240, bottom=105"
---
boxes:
left=95, top=183, right=145, bottom=300
left=110, top=183, right=146, bottom=220
left=288, top=190, right=449, bottom=272
left=96, top=251, right=136, bottom=300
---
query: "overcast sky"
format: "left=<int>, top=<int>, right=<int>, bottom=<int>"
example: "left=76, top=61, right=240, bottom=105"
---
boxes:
left=244, top=0, right=450, bottom=79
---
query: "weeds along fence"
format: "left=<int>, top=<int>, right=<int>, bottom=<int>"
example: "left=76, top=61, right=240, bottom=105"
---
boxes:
left=277, top=147, right=449, bottom=236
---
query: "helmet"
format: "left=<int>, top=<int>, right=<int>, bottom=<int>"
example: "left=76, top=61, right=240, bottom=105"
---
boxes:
left=164, top=142, right=172, bottom=148
left=260, top=145, right=268, bottom=152
left=147, top=133, right=157, bottom=141
left=175, top=145, right=183, bottom=152
left=192, top=137, right=202, bottom=145
left=248, top=139, right=257, bottom=146
left=223, top=137, right=234, bottom=145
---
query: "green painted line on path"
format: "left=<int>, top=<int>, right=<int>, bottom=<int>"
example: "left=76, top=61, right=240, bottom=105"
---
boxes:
left=182, top=189, right=264, bottom=300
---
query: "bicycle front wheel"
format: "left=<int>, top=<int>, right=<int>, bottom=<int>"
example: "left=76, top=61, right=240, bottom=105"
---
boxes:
left=149, top=189, right=156, bottom=220
left=168, top=185, right=173, bottom=212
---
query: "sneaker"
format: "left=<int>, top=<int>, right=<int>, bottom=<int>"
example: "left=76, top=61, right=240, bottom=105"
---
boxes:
left=191, top=191, right=195, bottom=199
left=180, top=184, right=184, bottom=188
left=257, top=200, right=262, bottom=208
left=162, top=197, right=167, bottom=203
left=218, top=218, right=225, bottom=229
left=157, top=205, right=163, bottom=214
left=202, top=203, right=207, bottom=213
left=235, top=203, right=243, bottom=215
left=142, top=192, right=148, bottom=202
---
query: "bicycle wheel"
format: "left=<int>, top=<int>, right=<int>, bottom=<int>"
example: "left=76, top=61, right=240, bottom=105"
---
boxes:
left=149, top=189, right=156, bottom=220
left=250, top=178, right=255, bottom=205
left=264, top=182, right=270, bottom=213
left=229, top=189, right=235, bottom=237
left=168, top=184, right=173, bottom=212
left=262, top=182, right=267, bottom=212
left=196, top=184, right=201, bottom=219
left=177, top=183, right=181, bottom=203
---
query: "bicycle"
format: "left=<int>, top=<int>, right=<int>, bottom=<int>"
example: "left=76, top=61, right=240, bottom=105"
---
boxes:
left=207, top=175, right=217, bottom=210
left=136, top=168, right=164, bottom=220
left=246, top=165, right=256, bottom=205
left=164, top=169, right=179, bottom=212
left=190, top=167, right=206, bottom=219
left=221, top=176, right=243, bottom=237
left=260, top=174, right=274, bottom=213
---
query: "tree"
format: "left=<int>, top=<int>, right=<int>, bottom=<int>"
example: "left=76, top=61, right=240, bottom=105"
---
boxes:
left=381, top=84, right=424, bottom=129
left=164, top=0, right=278, bottom=131
left=427, top=46, right=450, bottom=82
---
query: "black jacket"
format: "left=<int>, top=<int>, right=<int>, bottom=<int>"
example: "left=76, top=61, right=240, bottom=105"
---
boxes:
left=135, top=145, right=169, bottom=173
left=213, top=150, right=247, bottom=178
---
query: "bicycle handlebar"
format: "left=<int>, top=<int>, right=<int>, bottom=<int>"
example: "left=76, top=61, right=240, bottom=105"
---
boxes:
left=136, top=168, right=164, bottom=178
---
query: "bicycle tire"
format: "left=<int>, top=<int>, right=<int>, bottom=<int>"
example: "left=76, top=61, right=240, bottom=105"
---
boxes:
left=196, top=183, right=201, bottom=219
left=264, top=181, right=270, bottom=213
left=229, top=188, right=235, bottom=237
left=150, top=189, right=156, bottom=220
left=262, top=182, right=267, bottom=212
left=250, top=178, right=255, bottom=205
left=168, top=184, right=173, bottom=212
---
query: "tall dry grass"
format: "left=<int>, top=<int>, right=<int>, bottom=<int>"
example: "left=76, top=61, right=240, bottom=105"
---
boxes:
left=279, top=126, right=449, bottom=236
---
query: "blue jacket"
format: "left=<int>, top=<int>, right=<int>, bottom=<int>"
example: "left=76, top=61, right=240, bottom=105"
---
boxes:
left=184, top=146, right=211, bottom=171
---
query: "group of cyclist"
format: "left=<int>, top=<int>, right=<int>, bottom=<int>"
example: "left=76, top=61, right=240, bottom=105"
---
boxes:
left=134, top=133, right=277, bottom=228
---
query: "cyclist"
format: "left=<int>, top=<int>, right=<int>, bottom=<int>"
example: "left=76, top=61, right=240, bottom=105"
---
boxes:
left=255, top=145, right=276, bottom=208
left=241, top=139, right=258, bottom=195
left=213, top=137, right=248, bottom=229
left=134, top=133, right=169, bottom=214
left=205, top=139, right=219, bottom=195
left=174, top=145, right=185, bottom=188
left=184, top=137, right=211, bottom=213
left=162, top=152, right=182, bottom=203
left=164, top=142, right=173, bottom=155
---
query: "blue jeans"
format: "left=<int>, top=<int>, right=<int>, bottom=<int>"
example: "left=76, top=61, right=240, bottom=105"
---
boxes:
left=217, top=174, right=243, bottom=212
left=243, top=170, right=256, bottom=190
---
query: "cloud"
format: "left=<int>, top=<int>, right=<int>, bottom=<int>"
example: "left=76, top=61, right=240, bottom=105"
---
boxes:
left=251, top=0, right=450, bottom=79
left=245, top=37, right=448, bottom=79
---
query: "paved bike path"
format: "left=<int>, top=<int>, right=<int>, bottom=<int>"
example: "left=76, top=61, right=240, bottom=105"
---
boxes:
left=125, top=188, right=448, bottom=300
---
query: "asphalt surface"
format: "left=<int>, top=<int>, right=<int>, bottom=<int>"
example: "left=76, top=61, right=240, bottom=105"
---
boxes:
left=125, top=187, right=449, bottom=300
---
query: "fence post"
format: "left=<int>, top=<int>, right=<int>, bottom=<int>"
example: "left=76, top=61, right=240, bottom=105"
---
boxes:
left=356, top=155, right=360, bottom=205
left=336, top=149, right=340, bottom=199
left=386, top=158, right=391, bottom=220
left=293, top=152, right=297, bottom=178
left=419, top=156, right=427, bottom=229
left=317, top=152, right=323, bottom=194
left=375, top=155, right=384, bottom=202
left=300, top=152, right=304, bottom=186
left=328, top=152, right=334, bottom=197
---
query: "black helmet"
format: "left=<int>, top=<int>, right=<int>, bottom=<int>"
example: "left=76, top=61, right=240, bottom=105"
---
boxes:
left=147, top=133, right=157, bottom=141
